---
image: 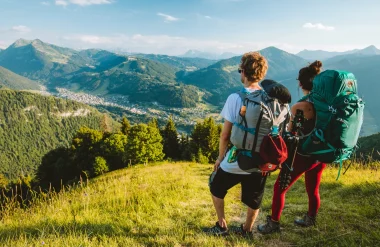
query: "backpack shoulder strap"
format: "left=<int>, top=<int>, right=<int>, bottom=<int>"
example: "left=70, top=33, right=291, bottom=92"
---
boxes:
left=237, top=90, right=248, bottom=104
left=298, top=93, right=312, bottom=103
left=237, top=88, right=258, bottom=117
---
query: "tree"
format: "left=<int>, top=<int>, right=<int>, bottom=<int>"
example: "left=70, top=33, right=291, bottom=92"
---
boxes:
left=179, top=133, right=191, bottom=160
left=125, top=123, right=164, bottom=164
left=37, top=147, right=75, bottom=189
left=100, top=114, right=112, bottom=133
left=101, top=133, right=128, bottom=169
left=120, top=117, right=131, bottom=137
left=148, top=117, right=159, bottom=129
left=162, top=116, right=180, bottom=159
left=71, top=126, right=104, bottom=173
left=190, top=117, right=221, bottom=163
left=93, top=156, right=109, bottom=176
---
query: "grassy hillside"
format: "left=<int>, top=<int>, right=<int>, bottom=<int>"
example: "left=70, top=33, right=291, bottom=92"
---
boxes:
left=1, top=162, right=379, bottom=246
left=0, top=89, right=116, bottom=180
left=0, top=66, right=40, bottom=90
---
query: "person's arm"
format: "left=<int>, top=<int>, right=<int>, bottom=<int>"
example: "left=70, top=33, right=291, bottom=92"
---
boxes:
left=287, top=102, right=314, bottom=131
left=214, top=120, right=233, bottom=171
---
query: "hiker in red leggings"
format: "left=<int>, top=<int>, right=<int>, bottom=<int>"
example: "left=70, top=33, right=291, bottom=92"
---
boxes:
left=258, top=60, right=327, bottom=234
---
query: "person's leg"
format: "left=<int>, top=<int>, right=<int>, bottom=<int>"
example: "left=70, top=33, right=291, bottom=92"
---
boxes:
left=305, top=162, right=327, bottom=217
left=241, top=172, right=268, bottom=231
left=258, top=155, right=315, bottom=234
left=212, top=195, right=227, bottom=228
left=271, top=155, right=313, bottom=221
left=293, top=161, right=326, bottom=227
left=208, top=168, right=239, bottom=231
left=244, top=207, right=260, bottom=231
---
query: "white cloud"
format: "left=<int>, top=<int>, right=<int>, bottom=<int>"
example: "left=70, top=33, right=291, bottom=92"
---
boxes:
left=55, top=0, right=111, bottom=6
left=303, top=23, right=335, bottom=31
left=55, top=0, right=68, bottom=6
left=63, top=35, right=117, bottom=44
left=41, top=1, right=50, bottom=5
left=70, top=0, right=111, bottom=5
left=61, top=33, right=259, bottom=55
left=157, top=13, right=179, bottom=23
left=11, top=25, right=31, bottom=33
left=204, top=15, right=212, bottom=19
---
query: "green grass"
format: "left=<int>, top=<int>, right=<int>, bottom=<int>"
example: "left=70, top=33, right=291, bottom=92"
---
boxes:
left=0, top=162, right=379, bottom=246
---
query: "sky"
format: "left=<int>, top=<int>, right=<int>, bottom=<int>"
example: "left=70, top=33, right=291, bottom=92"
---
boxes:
left=0, top=0, right=380, bottom=55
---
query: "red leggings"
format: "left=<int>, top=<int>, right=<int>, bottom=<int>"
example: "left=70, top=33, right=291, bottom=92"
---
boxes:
left=271, top=154, right=327, bottom=221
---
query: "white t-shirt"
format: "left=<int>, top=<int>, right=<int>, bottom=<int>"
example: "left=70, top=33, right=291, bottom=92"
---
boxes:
left=219, top=88, right=258, bottom=175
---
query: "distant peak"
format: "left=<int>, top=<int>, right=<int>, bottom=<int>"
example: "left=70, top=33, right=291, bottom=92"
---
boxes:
left=362, top=45, right=378, bottom=50
left=261, top=46, right=280, bottom=51
left=356, top=45, right=380, bottom=55
left=12, top=38, right=33, bottom=47
left=184, top=49, right=202, bottom=55
left=10, top=39, right=50, bottom=50
left=32, top=39, right=44, bottom=44
left=260, top=46, right=287, bottom=53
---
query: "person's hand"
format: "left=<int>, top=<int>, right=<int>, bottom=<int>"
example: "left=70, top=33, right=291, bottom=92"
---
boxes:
left=214, top=158, right=222, bottom=171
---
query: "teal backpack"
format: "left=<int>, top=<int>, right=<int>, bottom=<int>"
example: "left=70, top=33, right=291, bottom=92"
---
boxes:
left=299, top=70, right=365, bottom=179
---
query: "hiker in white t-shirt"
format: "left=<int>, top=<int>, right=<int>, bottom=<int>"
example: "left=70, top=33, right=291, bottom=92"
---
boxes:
left=204, top=52, right=270, bottom=236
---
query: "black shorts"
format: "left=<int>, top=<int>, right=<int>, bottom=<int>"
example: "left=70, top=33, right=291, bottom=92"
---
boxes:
left=210, top=168, right=267, bottom=210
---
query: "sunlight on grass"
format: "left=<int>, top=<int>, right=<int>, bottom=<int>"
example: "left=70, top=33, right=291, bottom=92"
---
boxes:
left=0, top=162, right=379, bottom=246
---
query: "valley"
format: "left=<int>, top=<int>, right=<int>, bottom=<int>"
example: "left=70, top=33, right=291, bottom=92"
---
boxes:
left=0, top=38, right=379, bottom=136
left=52, top=87, right=215, bottom=131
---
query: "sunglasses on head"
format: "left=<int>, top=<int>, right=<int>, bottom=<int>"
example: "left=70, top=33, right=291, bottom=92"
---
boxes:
left=238, top=68, right=243, bottom=73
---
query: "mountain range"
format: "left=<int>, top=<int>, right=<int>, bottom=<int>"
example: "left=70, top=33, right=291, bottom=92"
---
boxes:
left=297, top=45, right=380, bottom=61
left=0, top=39, right=90, bottom=80
left=0, top=39, right=379, bottom=135
left=181, top=49, right=238, bottom=60
left=181, top=46, right=308, bottom=104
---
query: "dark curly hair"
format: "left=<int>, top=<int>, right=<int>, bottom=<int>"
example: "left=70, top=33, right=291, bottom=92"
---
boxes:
left=240, top=52, right=268, bottom=82
left=298, top=60, right=323, bottom=91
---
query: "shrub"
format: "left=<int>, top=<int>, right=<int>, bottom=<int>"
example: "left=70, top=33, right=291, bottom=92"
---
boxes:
left=196, top=149, right=209, bottom=164
left=0, top=174, right=8, bottom=188
left=93, top=156, right=109, bottom=176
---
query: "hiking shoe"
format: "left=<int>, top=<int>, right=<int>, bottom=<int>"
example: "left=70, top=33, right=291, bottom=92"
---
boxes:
left=257, top=216, right=280, bottom=234
left=203, top=222, right=229, bottom=236
left=229, top=224, right=252, bottom=238
left=294, top=213, right=316, bottom=227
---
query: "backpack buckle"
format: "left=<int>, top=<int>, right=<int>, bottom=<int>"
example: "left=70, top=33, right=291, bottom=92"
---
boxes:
left=271, top=126, right=279, bottom=137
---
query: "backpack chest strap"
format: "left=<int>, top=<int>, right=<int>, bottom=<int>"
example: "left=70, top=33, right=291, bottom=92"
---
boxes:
left=233, top=122, right=256, bottom=135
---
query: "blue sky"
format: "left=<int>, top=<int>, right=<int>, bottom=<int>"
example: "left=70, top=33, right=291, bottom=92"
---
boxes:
left=0, top=0, right=379, bottom=55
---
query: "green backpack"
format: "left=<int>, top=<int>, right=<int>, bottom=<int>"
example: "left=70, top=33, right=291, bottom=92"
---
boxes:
left=299, top=70, right=365, bottom=179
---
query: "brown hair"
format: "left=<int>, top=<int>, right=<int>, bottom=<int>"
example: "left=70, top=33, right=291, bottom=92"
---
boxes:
left=298, top=60, right=323, bottom=91
left=240, top=52, right=268, bottom=82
